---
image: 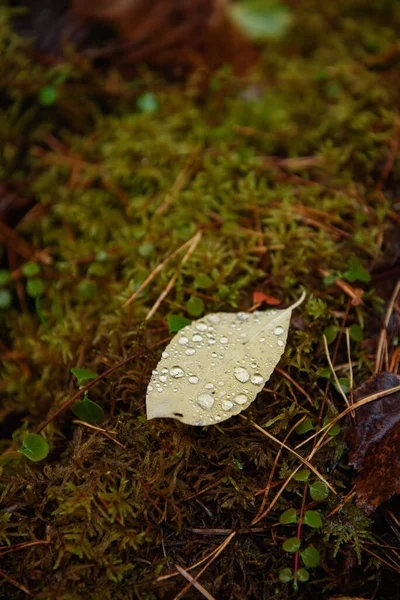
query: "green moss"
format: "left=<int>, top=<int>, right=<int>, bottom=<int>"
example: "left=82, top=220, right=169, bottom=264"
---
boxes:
left=1, top=1, right=399, bottom=597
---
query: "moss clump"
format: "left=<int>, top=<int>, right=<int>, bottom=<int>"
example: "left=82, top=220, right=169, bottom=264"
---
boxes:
left=1, top=1, right=399, bottom=598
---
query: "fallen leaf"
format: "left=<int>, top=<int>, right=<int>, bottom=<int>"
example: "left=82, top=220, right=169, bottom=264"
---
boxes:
left=252, top=291, right=281, bottom=305
left=345, top=372, right=400, bottom=513
left=146, top=292, right=305, bottom=426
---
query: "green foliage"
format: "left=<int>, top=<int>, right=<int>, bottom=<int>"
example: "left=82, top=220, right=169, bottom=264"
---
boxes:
left=0, top=269, right=12, bottom=284
left=22, top=261, right=41, bottom=277
left=71, top=368, right=98, bottom=386
left=194, top=273, right=213, bottom=289
left=77, top=279, right=98, bottom=300
left=349, top=324, right=364, bottom=341
left=136, top=92, right=159, bottom=114
left=295, top=417, right=314, bottom=434
left=280, top=508, right=298, bottom=525
left=334, top=377, right=350, bottom=394
left=186, top=295, right=204, bottom=316
left=72, top=397, right=105, bottom=424
left=304, top=510, right=322, bottom=529
left=38, top=85, right=58, bottom=106
left=167, top=314, right=191, bottom=333
left=0, top=0, right=393, bottom=595
left=26, top=278, right=44, bottom=297
left=0, top=289, right=12, bottom=309
left=300, top=546, right=320, bottom=568
left=18, top=433, right=49, bottom=462
left=229, top=0, right=293, bottom=41
left=322, top=416, right=341, bottom=437
left=293, top=469, right=310, bottom=482
left=309, top=481, right=330, bottom=502
left=297, top=568, right=309, bottom=582
left=343, top=257, right=371, bottom=283
left=323, top=325, right=338, bottom=345
left=283, top=537, right=301, bottom=552
left=138, top=242, right=154, bottom=258
left=279, top=567, right=293, bottom=583
left=323, top=505, right=374, bottom=563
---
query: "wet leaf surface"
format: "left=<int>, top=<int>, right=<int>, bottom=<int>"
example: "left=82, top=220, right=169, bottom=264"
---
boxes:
left=345, top=372, right=400, bottom=513
left=146, top=294, right=304, bottom=425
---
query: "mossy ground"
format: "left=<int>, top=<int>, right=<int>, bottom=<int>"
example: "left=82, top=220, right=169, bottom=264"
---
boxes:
left=1, top=1, right=400, bottom=598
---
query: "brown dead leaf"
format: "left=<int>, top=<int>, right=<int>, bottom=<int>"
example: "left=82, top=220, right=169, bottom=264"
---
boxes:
left=345, top=372, right=400, bottom=514
left=252, top=291, right=281, bottom=306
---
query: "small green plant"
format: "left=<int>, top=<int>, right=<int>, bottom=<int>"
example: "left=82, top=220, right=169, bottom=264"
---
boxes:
left=323, top=256, right=371, bottom=286
left=70, top=368, right=105, bottom=424
left=185, top=295, right=204, bottom=317
left=136, top=92, right=159, bottom=114
left=18, top=433, right=49, bottom=462
left=167, top=314, right=191, bottom=333
left=279, top=478, right=327, bottom=588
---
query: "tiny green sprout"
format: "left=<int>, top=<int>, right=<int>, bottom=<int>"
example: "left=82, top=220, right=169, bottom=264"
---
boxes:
left=87, top=262, right=108, bottom=277
left=77, top=280, right=98, bottom=300
left=194, top=274, right=213, bottom=289
left=349, top=324, right=363, bottom=341
left=295, top=417, right=314, bottom=435
left=343, top=256, right=371, bottom=283
left=309, top=481, right=329, bottom=502
left=234, top=458, right=244, bottom=470
left=167, top=314, right=191, bottom=333
left=26, top=278, right=44, bottom=297
left=323, top=274, right=337, bottom=286
left=293, top=469, right=311, bottom=482
left=334, top=377, right=350, bottom=394
left=300, top=546, right=320, bottom=568
left=186, top=295, right=204, bottom=317
left=71, top=367, right=97, bottom=387
left=323, top=325, right=338, bottom=345
left=0, top=270, right=12, bottom=285
left=72, top=397, right=105, bottom=425
left=19, top=433, right=49, bottom=462
left=96, top=250, right=108, bottom=262
left=138, top=242, right=154, bottom=258
left=280, top=508, right=298, bottom=525
left=136, top=92, right=159, bottom=114
left=279, top=568, right=293, bottom=583
left=22, top=262, right=41, bottom=277
left=297, top=568, right=310, bottom=582
left=38, top=85, right=58, bottom=106
left=282, top=537, right=301, bottom=553
left=0, top=289, right=12, bottom=309
left=318, top=367, right=332, bottom=379
left=229, top=0, right=293, bottom=41
left=303, top=510, right=322, bottom=529
left=322, top=417, right=341, bottom=437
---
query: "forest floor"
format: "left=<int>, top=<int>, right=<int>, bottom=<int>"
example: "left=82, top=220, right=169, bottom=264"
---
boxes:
left=1, top=1, right=400, bottom=598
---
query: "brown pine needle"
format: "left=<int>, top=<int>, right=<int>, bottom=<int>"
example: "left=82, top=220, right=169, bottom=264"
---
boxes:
left=174, top=564, right=216, bottom=600
left=157, top=531, right=236, bottom=583
left=276, top=367, right=314, bottom=407
left=345, top=328, right=355, bottom=418
left=122, top=231, right=201, bottom=308
left=172, top=531, right=236, bottom=600
left=253, top=415, right=307, bottom=522
left=0, top=568, right=31, bottom=595
left=146, top=230, right=202, bottom=320
left=241, top=416, right=336, bottom=496
left=323, top=334, right=350, bottom=408
left=295, top=383, right=400, bottom=451
left=72, top=420, right=126, bottom=448
left=376, top=280, right=400, bottom=373
left=252, top=465, right=303, bottom=525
